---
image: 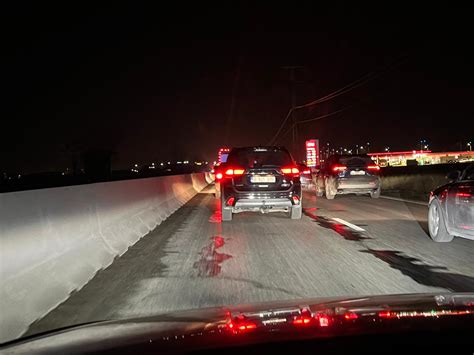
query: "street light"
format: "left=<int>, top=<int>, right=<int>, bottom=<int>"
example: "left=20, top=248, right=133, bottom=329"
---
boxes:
left=468, top=142, right=472, bottom=151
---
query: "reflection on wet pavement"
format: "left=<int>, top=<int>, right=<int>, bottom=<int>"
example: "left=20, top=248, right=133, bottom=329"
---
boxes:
left=362, top=249, right=474, bottom=292
left=303, top=208, right=371, bottom=242
left=193, top=236, right=232, bottom=277
left=209, top=210, right=222, bottom=223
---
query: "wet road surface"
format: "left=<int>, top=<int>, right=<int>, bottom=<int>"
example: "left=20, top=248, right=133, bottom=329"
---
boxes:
left=27, top=185, right=474, bottom=335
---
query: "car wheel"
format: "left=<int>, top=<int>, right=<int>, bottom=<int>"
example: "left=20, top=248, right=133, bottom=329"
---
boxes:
left=221, top=205, right=232, bottom=221
left=325, top=178, right=336, bottom=199
left=428, top=199, right=453, bottom=242
left=316, top=183, right=324, bottom=197
left=370, top=187, right=381, bottom=199
left=290, top=204, right=302, bottom=219
left=221, top=195, right=232, bottom=221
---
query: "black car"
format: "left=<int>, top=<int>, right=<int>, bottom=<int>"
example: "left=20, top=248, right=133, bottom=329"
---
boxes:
left=219, top=146, right=302, bottom=221
left=315, top=154, right=381, bottom=199
left=428, top=164, right=474, bottom=242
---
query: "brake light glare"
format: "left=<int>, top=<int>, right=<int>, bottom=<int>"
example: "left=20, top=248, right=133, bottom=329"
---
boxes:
left=225, top=168, right=245, bottom=176
left=457, top=192, right=472, bottom=198
left=292, top=195, right=300, bottom=205
left=238, top=323, right=257, bottom=331
left=344, top=312, right=359, bottom=320
left=367, top=165, right=381, bottom=171
left=281, top=166, right=300, bottom=175
left=332, top=164, right=347, bottom=173
left=226, top=197, right=235, bottom=206
left=378, top=311, right=394, bottom=318
left=215, top=172, right=223, bottom=180
left=302, top=169, right=311, bottom=174
left=293, top=317, right=312, bottom=325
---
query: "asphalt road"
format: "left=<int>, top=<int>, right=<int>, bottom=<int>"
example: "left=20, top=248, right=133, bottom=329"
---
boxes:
left=27, top=185, right=474, bottom=336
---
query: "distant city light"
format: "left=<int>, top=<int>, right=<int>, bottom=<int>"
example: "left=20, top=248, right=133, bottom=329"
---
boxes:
left=134, top=164, right=138, bottom=167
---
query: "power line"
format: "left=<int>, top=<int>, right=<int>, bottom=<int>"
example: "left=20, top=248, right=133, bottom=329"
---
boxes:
left=273, top=107, right=350, bottom=144
left=267, top=55, right=409, bottom=145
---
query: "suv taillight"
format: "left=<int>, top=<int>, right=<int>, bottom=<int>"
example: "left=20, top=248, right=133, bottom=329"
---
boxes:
left=281, top=166, right=300, bottom=176
left=225, top=167, right=245, bottom=176
left=367, top=165, right=380, bottom=171
left=332, top=164, right=347, bottom=173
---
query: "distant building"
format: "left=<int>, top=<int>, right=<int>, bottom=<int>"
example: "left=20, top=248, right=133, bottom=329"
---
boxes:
left=368, top=150, right=474, bottom=167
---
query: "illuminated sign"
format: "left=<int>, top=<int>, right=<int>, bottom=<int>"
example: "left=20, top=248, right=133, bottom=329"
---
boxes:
left=218, top=148, right=230, bottom=164
left=306, top=139, right=319, bottom=167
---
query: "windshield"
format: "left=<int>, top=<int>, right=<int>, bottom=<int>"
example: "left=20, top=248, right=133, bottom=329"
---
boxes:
left=1, top=3, right=474, bottom=348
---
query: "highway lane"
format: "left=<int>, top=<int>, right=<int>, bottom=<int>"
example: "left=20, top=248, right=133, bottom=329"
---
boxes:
left=26, top=185, right=474, bottom=336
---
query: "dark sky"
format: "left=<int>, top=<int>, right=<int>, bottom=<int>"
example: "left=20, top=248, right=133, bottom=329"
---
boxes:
left=3, top=3, right=474, bottom=173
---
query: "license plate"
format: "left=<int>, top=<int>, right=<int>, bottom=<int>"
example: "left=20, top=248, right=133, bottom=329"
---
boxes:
left=251, top=175, right=276, bottom=183
left=350, top=170, right=365, bottom=175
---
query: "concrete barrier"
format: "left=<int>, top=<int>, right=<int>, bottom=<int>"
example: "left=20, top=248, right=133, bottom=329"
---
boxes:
left=0, top=174, right=207, bottom=342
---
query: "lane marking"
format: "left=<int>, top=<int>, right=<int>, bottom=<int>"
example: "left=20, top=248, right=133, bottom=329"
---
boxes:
left=331, top=218, right=366, bottom=232
left=380, top=195, right=428, bottom=206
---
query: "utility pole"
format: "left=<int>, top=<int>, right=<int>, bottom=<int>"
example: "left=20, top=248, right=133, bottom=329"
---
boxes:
left=281, top=66, right=304, bottom=161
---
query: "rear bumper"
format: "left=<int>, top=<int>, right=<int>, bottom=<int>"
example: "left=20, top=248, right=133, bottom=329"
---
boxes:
left=234, top=198, right=293, bottom=212
left=222, top=185, right=301, bottom=212
left=335, top=177, right=380, bottom=192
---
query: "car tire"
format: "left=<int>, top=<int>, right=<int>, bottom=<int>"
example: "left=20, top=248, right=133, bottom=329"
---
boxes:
left=221, top=205, right=232, bottom=221
left=221, top=194, right=232, bottom=221
left=370, top=187, right=381, bottom=199
left=290, top=204, right=302, bottom=219
left=428, top=199, right=453, bottom=242
left=325, top=178, right=336, bottom=200
left=316, top=182, right=324, bottom=197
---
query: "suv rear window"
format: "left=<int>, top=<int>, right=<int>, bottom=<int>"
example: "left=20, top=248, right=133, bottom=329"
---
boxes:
left=227, top=148, right=293, bottom=168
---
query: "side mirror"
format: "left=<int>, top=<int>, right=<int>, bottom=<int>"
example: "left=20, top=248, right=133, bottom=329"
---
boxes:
left=446, top=170, right=460, bottom=181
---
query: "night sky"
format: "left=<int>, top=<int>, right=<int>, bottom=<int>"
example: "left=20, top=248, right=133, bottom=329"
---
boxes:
left=3, top=3, right=474, bottom=174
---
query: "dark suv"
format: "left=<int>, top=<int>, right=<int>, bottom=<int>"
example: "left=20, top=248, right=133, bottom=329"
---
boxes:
left=315, top=154, right=381, bottom=199
left=218, top=146, right=302, bottom=221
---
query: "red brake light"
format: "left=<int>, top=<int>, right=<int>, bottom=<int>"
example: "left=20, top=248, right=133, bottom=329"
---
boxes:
left=216, top=172, right=223, bottom=180
left=344, top=312, right=359, bottom=320
left=292, top=195, right=300, bottom=205
left=225, top=167, right=245, bottom=176
left=457, top=192, right=472, bottom=198
left=378, top=311, right=394, bottom=318
left=302, top=169, right=311, bottom=175
left=226, top=197, right=235, bottom=206
left=237, top=322, right=257, bottom=331
left=293, top=309, right=312, bottom=325
left=281, top=166, right=300, bottom=176
left=367, top=165, right=380, bottom=171
left=332, top=164, right=347, bottom=173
